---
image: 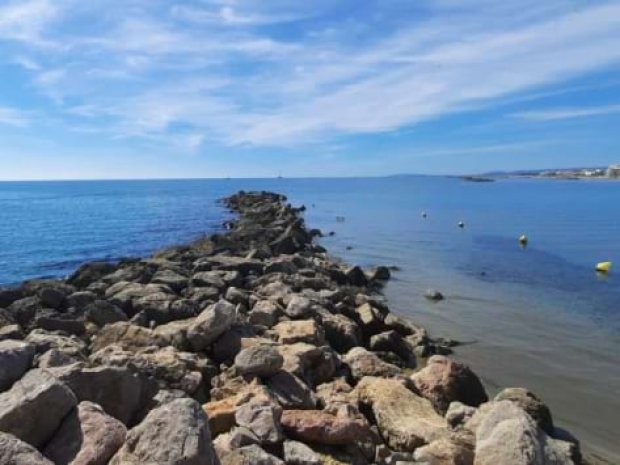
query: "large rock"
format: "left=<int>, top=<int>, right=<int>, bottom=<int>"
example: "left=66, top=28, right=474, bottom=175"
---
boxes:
left=273, top=320, right=325, bottom=345
left=343, top=347, right=400, bottom=380
left=68, top=262, right=117, bottom=288
left=356, top=376, right=447, bottom=451
left=413, top=438, right=474, bottom=465
left=109, top=398, right=218, bottom=465
left=50, top=365, right=156, bottom=425
left=266, top=371, right=317, bottom=409
left=284, top=295, right=313, bottom=319
left=283, top=440, right=322, bottom=465
left=0, top=340, right=34, bottom=391
left=0, top=369, right=77, bottom=447
left=188, top=300, right=237, bottom=351
left=0, top=432, right=55, bottom=465
left=318, top=311, right=361, bottom=353
left=248, top=300, right=281, bottom=328
left=278, top=343, right=339, bottom=387
left=235, top=398, right=283, bottom=445
left=219, top=444, right=284, bottom=465
left=411, top=355, right=487, bottom=414
left=44, top=401, right=127, bottom=465
left=85, top=300, right=128, bottom=327
left=25, top=330, right=87, bottom=357
left=494, top=387, right=554, bottom=434
left=91, top=322, right=164, bottom=353
left=234, top=345, right=283, bottom=377
left=281, top=409, right=370, bottom=446
left=354, top=302, right=384, bottom=336
left=474, top=401, right=576, bottom=465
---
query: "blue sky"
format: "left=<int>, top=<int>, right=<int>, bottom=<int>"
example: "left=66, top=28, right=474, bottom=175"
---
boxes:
left=0, top=0, right=619, bottom=179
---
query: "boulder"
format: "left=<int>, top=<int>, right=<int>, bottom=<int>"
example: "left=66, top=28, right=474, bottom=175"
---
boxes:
left=37, top=349, right=79, bottom=368
left=33, top=312, right=86, bottom=336
left=91, top=322, right=164, bottom=353
left=413, top=438, right=474, bottom=465
left=273, top=320, right=325, bottom=345
left=0, top=340, right=34, bottom=391
left=187, top=300, right=237, bottom=351
left=235, top=345, right=283, bottom=378
left=0, top=431, right=54, bottom=465
left=474, top=401, right=576, bottom=465
left=425, top=289, right=444, bottom=301
left=85, top=300, right=128, bottom=327
left=343, top=347, right=400, bottom=380
left=494, top=387, right=554, bottom=434
left=151, top=269, right=188, bottom=292
left=39, top=287, right=68, bottom=310
left=356, top=376, right=447, bottom=451
left=344, top=266, right=368, bottom=287
left=0, top=369, right=77, bottom=447
left=266, top=371, right=317, bottom=409
left=0, top=288, right=24, bottom=308
left=280, top=409, right=370, bottom=446
left=68, top=262, right=117, bottom=288
left=109, top=398, right=218, bottom=465
left=25, top=330, right=87, bottom=357
left=8, top=297, right=40, bottom=327
left=445, top=401, right=477, bottom=429
left=411, top=355, right=488, bottom=414
left=0, top=324, right=24, bottom=342
left=235, top=398, right=283, bottom=445
left=44, top=401, right=127, bottom=465
left=66, top=291, right=97, bottom=310
left=278, top=343, right=339, bottom=387
left=219, top=444, right=284, bottom=465
left=50, top=364, right=157, bottom=425
left=354, top=303, right=385, bottom=336
left=369, top=330, right=416, bottom=367
left=285, top=295, right=313, bottom=319
left=248, top=300, right=281, bottom=328
left=318, top=312, right=361, bottom=353
left=283, top=440, right=322, bottom=465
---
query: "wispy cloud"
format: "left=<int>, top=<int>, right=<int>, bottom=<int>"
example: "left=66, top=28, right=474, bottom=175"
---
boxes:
left=511, top=104, right=620, bottom=121
left=0, top=0, right=619, bottom=150
left=0, top=107, right=29, bottom=127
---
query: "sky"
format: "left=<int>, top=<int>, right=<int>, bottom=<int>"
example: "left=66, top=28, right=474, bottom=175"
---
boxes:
left=0, top=0, right=619, bottom=180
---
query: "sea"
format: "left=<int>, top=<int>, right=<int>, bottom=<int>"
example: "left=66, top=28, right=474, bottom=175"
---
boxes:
left=0, top=177, right=618, bottom=462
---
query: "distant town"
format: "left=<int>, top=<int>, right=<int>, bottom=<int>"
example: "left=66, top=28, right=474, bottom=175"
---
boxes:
left=478, top=164, right=620, bottom=180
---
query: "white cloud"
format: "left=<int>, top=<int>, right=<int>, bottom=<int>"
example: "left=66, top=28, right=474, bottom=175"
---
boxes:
left=512, top=104, right=620, bottom=121
left=0, top=0, right=58, bottom=45
left=0, top=107, right=29, bottom=127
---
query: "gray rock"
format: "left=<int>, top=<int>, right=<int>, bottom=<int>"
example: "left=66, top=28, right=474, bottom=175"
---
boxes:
left=187, top=300, right=236, bottom=351
left=0, top=431, right=54, bottom=465
left=66, top=291, right=97, bottom=310
left=0, top=325, right=24, bottom=342
left=318, top=311, right=361, bottom=353
left=235, top=399, right=283, bottom=445
left=50, top=364, right=157, bottom=425
left=151, top=269, right=188, bottom=292
left=344, top=266, right=368, bottom=287
left=248, top=300, right=281, bottom=328
left=109, top=398, right=218, bottom=465
left=285, top=295, right=312, bottom=319
left=220, top=444, right=284, bottom=465
left=44, top=401, right=127, bottom=465
left=0, top=369, right=77, bottom=447
left=0, top=289, right=24, bottom=308
left=343, top=347, right=401, bottom=380
left=283, top=440, right=322, bottom=465
left=85, top=300, right=128, bottom=326
left=8, top=297, right=40, bottom=327
left=33, top=312, right=86, bottom=336
left=25, top=329, right=88, bottom=357
left=37, top=349, right=79, bottom=368
left=445, top=401, right=477, bottom=429
left=266, top=371, right=317, bottom=409
left=494, top=387, right=554, bottom=434
left=234, top=345, right=283, bottom=377
left=68, top=262, right=117, bottom=288
left=0, top=340, right=34, bottom=392
left=39, top=287, right=67, bottom=310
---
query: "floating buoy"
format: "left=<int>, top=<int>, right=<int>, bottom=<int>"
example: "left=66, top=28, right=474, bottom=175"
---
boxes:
left=519, top=234, right=528, bottom=246
left=458, top=221, right=465, bottom=228
left=596, top=261, right=612, bottom=273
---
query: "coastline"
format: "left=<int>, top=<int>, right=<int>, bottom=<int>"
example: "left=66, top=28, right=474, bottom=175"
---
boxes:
left=0, top=190, right=590, bottom=464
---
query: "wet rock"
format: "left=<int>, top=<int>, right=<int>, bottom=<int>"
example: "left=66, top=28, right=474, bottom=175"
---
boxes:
left=473, top=401, right=576, bottom=465
left=235, top=345, right=283, bottom=377
left=494, top=387, right=554, bottom=434
left=187, top=300, right=237, bottom=351
left=344, top=266, right=368, bottom=287
left=343, top=347, right=401, bottom=380
left=354, top=303, right=385, bottom=337
left=0, top=288, right=25, bottom=308
left=411, top=355, right=488, bottom=414
left=110, top=398, right=218, bottom=465
left=281, top=409, right=370, bottom=446
left=39, top=287, right=68, bottom=310
left=44, top=401, right=127, bottom=465
left=356, top=376, right=447, bottom=452
left=0, top=431, right=54, bottom=465
left=285, top=295, right=313, bottom=319
left=413, top=438, right=474, bottom=465
left=0, top=369, right=77, bottom=447
left=274, top=320, right=325, bottom=345
left=424, top=289, right=444, bottom=301
left=283, top=440, right=322, bottom=465
left=8, top=297, right=40, bottom=327
left=85, top=300, right=128, bottom=326
left=235, top=398, right=283, bottom=445
left=68, top=262, right=117, bottom=288
left=367, top=266, right=391, bottom=282
left=369, top=330, right=416, bottom=367
left=50, top=364, right=157, bottom=425
left=0, top=340, right=34, bottom=391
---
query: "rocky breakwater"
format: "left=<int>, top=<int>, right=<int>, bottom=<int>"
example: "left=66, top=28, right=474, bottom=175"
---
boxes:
left=0, top=190, right=583, bottom=465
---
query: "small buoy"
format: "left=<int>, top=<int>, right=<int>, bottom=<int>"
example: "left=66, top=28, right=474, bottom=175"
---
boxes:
left=519, top=234, right=528, bottom=246
left=422, top=211, right=427, bottom=218
left=596, top=261, right=612, bottom=273
left=458, top=221, right=465, bottom=228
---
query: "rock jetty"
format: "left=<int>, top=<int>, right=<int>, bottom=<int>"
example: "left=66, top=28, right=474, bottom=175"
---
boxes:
left=0, top=191, right=583, bottom=465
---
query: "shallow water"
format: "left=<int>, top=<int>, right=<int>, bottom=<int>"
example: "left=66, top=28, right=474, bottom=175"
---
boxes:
left=0, top=177, right=618, bottom=461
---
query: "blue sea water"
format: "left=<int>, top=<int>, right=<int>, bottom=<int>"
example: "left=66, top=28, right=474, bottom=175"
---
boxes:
left=0, top=176, right=618, bottom=461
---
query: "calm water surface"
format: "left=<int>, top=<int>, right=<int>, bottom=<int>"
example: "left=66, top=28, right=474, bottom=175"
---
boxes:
left=0, top=177, right=618, bottom=462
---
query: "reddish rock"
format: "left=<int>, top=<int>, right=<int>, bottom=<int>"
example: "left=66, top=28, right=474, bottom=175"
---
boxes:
left=280, top=410, right=370, bottom=446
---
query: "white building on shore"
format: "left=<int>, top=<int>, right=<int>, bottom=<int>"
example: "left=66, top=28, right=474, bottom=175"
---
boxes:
left=607, top=164, right=620, bottom=178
